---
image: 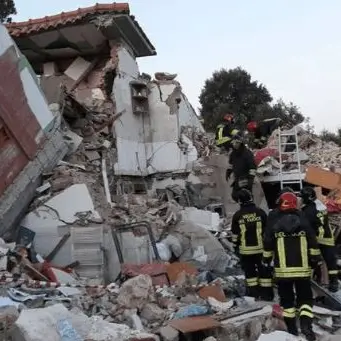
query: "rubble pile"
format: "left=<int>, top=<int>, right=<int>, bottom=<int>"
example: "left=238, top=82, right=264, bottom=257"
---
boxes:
left=181, top=126, right=218, bottom=158
left=302, top=138, right=341, bottom=169
left=0, top=268, right=340, bottom=340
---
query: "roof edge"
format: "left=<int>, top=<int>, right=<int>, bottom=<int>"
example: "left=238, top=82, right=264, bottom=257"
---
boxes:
left=6, top=3, right=130, bottom=29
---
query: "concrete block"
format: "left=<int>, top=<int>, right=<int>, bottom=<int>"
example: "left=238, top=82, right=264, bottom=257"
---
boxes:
left=64, top=56, right=92, bottom=82
left=181, top=207, right=220, bottom=232
left=43, top=62, right=58, bottom=76
left=159, top=326, right=179, bottom=341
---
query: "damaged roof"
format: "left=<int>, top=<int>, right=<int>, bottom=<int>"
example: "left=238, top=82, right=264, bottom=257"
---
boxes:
left=6, top=3, right=156, bottom=58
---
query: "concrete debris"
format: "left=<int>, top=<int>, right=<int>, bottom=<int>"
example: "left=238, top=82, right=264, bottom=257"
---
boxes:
left=2, top=7, right=341, bottom=341
left=159, top=326, right=179, bottom=341
left=154, top=72, right=178, bottom=81
left=181, top=126, right=217, bottom=158
left=117, top=275, right=154, bottom=310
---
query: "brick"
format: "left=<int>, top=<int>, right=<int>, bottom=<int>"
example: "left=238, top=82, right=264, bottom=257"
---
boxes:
left=199, top=285, right=226, bottom=302
left=51, top=177, right=74, bottom=192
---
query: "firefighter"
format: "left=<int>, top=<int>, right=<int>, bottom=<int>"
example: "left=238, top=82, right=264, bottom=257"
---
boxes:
left=231, top=189, right=274, bottom=300
left=300, top=186, right=339, bottom=292
left=226, top=136, right=257, bottom=202
left=246, top=118, right=282, bottom=149
left=263, top=192, right=321, bottom=340
left=267, top=187, right=296, bottom=232
left=215, top=113, right=240, bottom=152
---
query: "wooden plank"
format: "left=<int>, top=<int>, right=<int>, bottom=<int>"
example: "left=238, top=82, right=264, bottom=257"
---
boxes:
left=168, top=316, right=220, bottom=333
left=305, top=166, right=341, bottom=190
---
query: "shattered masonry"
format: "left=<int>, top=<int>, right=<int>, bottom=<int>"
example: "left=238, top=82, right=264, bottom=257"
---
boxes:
left=0, top=2, right=341, bottom=341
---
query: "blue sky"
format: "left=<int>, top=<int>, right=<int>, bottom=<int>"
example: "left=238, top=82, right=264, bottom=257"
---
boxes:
left=13, top=0, right=341, bottom=132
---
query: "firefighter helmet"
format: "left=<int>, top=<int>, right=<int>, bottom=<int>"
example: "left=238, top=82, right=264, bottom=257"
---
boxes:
left=237, top=188, right=253, bottom=205
left=276, top=187, right=295, bottom=205
left=223, top=113, right=234, bottom=123
left=246, top=121, right=258, bottom=133
left=300, top=187, right=316, bottom=204
left=278, top=192, right=298, bottom=211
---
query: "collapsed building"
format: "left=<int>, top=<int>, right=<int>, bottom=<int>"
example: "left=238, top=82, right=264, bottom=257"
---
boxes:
left=0, top=3, right=340, bottom=341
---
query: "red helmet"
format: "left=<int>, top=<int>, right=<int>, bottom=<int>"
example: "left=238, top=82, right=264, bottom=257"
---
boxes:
left=278, top=192, right=297, bottom=211
left=247, top=121, right=258, bottom=132
left=223, top=113, right=234, bottom=122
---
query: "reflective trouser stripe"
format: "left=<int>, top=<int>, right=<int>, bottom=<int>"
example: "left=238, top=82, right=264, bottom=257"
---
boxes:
left=309, top=248, right=320, bottom=256
left=246, top=277, right=258, bottom=287
left=283, top=307, right=296, bottom=318
left=299, top=304, right=313, bottom=318
left=259, top=278, right=272, bottom=287
left=263, top=251, right=273, bottom=258
left=329, top=270, right=339, bottom=275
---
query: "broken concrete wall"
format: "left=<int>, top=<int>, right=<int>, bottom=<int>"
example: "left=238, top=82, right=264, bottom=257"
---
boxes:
left=113, top=45, right=203, bottom=175
left=0, top=25, right=67, bottom=235
left=113, top=45, right=148, bottom=175
left=178, top=92, right=204, bottom=131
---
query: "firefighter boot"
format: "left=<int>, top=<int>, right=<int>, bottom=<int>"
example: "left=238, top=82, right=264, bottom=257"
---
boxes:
left=300, top=316, right=316, bottom=341
left=246, top=285, right=260, bottom=299
left=329, top=275, right=339, bottom=293
left=260, top=287, right=274, bottom=301
left=284, top=317, right=298, bottom=336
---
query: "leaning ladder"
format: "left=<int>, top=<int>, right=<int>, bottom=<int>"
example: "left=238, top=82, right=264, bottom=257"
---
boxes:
left=278, top=126, right=303, bottom=191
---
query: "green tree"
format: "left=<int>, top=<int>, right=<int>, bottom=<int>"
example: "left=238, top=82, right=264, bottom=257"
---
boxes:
left=0, top=0, right=16, bottom=23
left=270, top=99, right=305, bottom=127
left=320, top=128, right=341, bottom=146
left=199, top=67, right=272, bottom=131
left=199, top=67, right=305, bottom=131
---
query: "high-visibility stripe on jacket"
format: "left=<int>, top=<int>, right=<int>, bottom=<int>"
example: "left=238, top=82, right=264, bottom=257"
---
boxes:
left=231, top=203, right=267, bottom=255
left=263, top=211, right=321, bottom=279
left=215, top=124, right=239, bottom=146
left=302, top=203, right=335, bottom=246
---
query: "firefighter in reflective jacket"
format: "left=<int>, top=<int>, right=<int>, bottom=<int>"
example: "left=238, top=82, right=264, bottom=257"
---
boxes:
left=246, top=118, right=281, bottom=149
left=215, top=113, right=240, bottom=151
left=263, top=192, right=321, bottom=341
left=300, top=186, right=339, bottom=292
left=231, top=189, right=274, bottom=300
left=226, top=137, right=257, bottom=202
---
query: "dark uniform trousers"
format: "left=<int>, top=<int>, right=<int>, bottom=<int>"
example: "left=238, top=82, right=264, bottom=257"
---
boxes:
left=302, top=203, right=339, bottom=291
left=228, top=145, right=256, bottom=203
left=277, top=279, right=314, bottom=336
left=239, top=253, right=274, bottom=300
left=320, top=245, right=339, bottom=290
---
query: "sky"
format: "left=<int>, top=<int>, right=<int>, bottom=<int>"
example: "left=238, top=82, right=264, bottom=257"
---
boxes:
left=12, top=0, right=341, bottom=132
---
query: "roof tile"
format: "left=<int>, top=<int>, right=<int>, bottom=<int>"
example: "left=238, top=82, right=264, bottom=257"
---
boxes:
left=6, top=3, right=130, bottom=37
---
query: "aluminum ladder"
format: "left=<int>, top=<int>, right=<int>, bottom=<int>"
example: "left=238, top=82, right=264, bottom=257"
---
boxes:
left=278, top=126, right=303, bottom=191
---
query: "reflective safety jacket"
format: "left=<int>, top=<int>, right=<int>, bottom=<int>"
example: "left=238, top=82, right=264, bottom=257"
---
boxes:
left=254, top=118, right=281, bottom=148
left=263, top=210, right=321, bottom=279
left=231, top=203, right=267, bottom=255
left=215, top=123, right=239, bottom=146
left=229, top=144, right=257, bottom=181
left=302, top=202, right=335, bottom=247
